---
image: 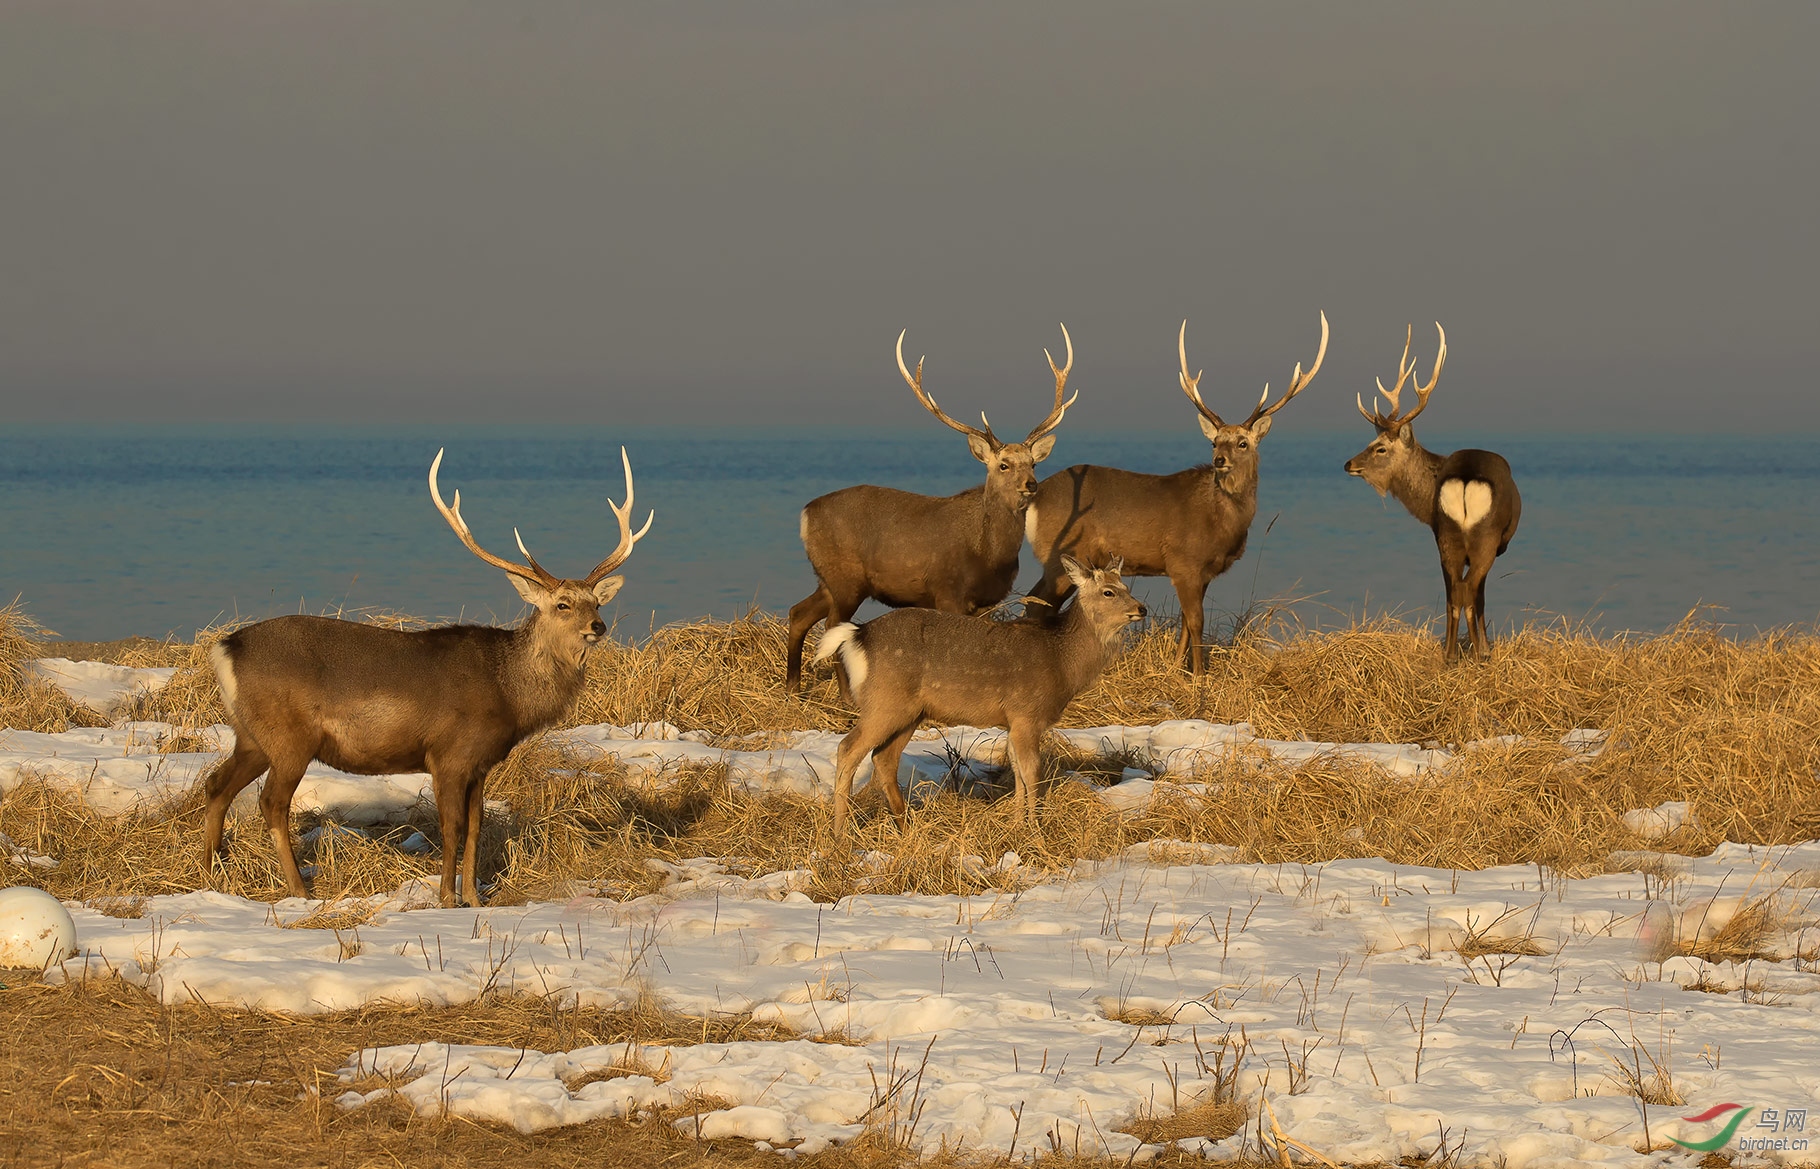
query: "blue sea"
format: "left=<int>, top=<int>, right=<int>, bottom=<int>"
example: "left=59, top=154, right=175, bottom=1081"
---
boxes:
left=2, top=426, right=1816, bottom=643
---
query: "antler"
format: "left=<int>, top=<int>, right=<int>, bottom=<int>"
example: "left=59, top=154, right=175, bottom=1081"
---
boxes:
left=898, top=329, right=995, bottom=444
left=584, top=446, right=656, bottom=584
left=429, top=449, right=561, bottom=589
left=1244, top=311, right=1328, bottom=427
left=1023, top=323, right=1078, bottom=444
left=429, top=447, right=653, bottom=589
left=1179, top=320, right=1222, bottom=426
left=1358, top=322, right=1446, bottom=430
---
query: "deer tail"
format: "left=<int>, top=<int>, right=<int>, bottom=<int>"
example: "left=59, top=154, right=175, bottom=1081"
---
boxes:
left=812, top=623, right=868, bottom=693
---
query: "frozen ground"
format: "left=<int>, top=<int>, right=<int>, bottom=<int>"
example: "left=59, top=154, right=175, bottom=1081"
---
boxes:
left=8, top=661, right=1820, bottom=1166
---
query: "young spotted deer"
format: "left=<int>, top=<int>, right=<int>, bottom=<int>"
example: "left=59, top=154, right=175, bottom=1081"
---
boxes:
left=200, top=448, right=653, bottom=907
left=1025, top=313, right=1326, bottom=673
left=1345, top=324, right=1521, bottom=661
left=784, top=327, right=1076, bottom=691
left=813, top=558, right=1146, bottom=836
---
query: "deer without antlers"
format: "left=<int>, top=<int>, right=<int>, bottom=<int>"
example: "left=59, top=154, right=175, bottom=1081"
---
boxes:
left=1344, top=324, right=1521, bottom=661
left=814, top=557, right=1146, bottom=836
left=784, top=326, right=1077, bottom=691
left=200, top=448, right=653, bottom=907
left=1024, top=312, right=1327, bottom=672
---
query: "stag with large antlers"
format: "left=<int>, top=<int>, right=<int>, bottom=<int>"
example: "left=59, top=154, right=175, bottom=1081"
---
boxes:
left=1024, top=313, right=1327, bottom=673
left=200, top=448, right=653, bottom=907
left=1345, top=324, right=1521, bottom=661
left=784, top=327, right=1077, bottom=691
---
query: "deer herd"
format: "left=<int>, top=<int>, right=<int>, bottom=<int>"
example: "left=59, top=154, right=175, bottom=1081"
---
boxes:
left=203, top=318, right=1521, bottom=904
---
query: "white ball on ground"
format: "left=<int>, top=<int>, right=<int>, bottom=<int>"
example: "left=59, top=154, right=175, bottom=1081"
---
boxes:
left=0, top=886, right=79, bottom=968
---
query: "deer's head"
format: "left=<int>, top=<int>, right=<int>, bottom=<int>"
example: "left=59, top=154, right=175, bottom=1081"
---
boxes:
left=898, top=326, right=1076, bottom=509
left=1344, top=323, right=1446, bottom=497
left=429, top=447, right=654, bottom=666
left=1061, top=556, right=1147, bottom=645
left=1179, top=314, right=1327, bottom=499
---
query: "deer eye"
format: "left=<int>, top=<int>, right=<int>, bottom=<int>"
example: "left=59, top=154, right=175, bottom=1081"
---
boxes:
left=998, top=461, right=1009, bottom=471
left=1102, top=588, right=1115, bottom=597
left=556, top=602, right=571, bottom=611
left=1238, top=439, right=1248, bottom=449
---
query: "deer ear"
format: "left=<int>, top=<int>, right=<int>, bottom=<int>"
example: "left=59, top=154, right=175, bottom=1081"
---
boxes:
left=1028, top=433, right=1057, bottom=462
left=592, top=576, right=624, bottom=605
left=1197, top=414, right=1220, bottom=443
left=1397, top=422, right=1413, bottom=442
left=966, top=434, right=995, bottom=463
left=1107, top=557, right=1125, bottom=575
left=1249, top=415, right=1272, bottom=441
left=509, top=574, right=550, bottom=604
left=1060, top=555, right=1091, bottom=589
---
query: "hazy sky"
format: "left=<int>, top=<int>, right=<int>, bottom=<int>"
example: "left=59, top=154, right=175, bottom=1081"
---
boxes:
left=3, top=3, right=1814, bottom=432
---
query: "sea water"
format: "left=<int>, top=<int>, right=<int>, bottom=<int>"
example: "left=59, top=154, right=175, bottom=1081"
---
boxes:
left=2, top=425, right=1816, bottom=643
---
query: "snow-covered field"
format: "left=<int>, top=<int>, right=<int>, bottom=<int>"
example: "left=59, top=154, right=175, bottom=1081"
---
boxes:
left=7, top=659, right=1820, bottom=1166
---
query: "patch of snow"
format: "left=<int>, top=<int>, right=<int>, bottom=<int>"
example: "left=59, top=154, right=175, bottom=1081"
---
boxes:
left=0, top=722, right=431, bottom=819
left=38, top=842, right=1820, bottom=1166
left=1622, top=801, right=1694, bottom=840
left=22, top=658, right=177, bottom=715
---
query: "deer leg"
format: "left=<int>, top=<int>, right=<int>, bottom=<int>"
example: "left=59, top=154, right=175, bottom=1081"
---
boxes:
left=1007, top=721, right=1045, bottom=825
left=257, top=754, right=313, bottom=899
left=785, top=586, right=832, bottom=691
left=461, top=772, right=488, bottom=907
left=830, top=714, right=897, bottom=838
left=1171, top=572, right=1210, bottom=675
left=1026, top=562, right=1073, bottom=625
left=200, top=740, right=270, bottom=876
left=432, top=769, right=472, bottom=908
left=1467, top=545, right=1496, bottom=659
left=868, top=723, right=918, bottom=825
left=1438, top=550, right=1467, bottom=663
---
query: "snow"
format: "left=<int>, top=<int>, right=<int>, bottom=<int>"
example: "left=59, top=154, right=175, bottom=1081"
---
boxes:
left=22, top=658, right=178, bottom=715
left=1622, top=801, right=1695, bottom=840
left=8, top=661, right=1818, bottom=1164
left=37, top=843, right=1820, bottom=1166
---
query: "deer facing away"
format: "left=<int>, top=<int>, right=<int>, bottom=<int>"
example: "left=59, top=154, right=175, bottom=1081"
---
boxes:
left=200, top=448, right=652, bottom=907
left=784, top=327, right=1077, bottom=691
left=1024, top=313, right=1326, bottom=673
left=1344, top=324, right=1520, bottom=661
left=813, top=557, right=1146, bottom=836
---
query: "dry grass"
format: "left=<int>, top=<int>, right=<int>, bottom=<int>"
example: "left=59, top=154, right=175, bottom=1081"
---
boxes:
left=3, top=599, right=1819, bottom=906
left=0, top=975, right=1303, bottom=1168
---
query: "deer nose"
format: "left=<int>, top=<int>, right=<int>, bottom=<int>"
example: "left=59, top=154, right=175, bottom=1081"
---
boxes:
left=1343, top=458, right=1360, bottom=475
left=589, top=619, right=605, bottom=636
left=1136, top=602, right=1148, bottom=619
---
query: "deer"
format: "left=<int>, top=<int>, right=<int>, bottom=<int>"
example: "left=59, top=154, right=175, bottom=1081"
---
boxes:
left=199, top=447, right=653, bottom=908
left=783, top=326, right=1077, bottom=691
left=814, top=557, right=1146, bottom=836
left=1023, top=313, right=1327, bottom=673
left=1344, top=323, right=1521, bottom=661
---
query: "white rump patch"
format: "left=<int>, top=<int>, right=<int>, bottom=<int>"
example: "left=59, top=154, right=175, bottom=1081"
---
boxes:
left=209, top=642, right=239, bottom=716
left=798, top=509, right=809, bottom=546
left=813, top=623, right=867, bottom=693
left=1023, top=504, right=1040, bottom=546
left=1438, top=479, right=1493, bottom=529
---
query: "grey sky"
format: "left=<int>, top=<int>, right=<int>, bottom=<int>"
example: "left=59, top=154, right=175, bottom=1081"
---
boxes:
left=3, top=2, right=1814, bottom=432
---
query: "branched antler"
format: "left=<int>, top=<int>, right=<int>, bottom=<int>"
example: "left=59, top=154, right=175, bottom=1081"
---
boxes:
left=1358, top=323, right=1446, bottom=431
